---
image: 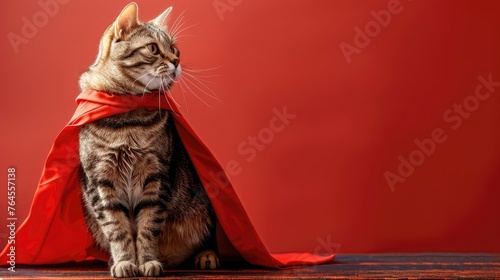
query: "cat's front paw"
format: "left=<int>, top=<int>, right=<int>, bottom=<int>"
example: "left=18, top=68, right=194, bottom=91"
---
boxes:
left=139, top=260, right=164, bottom=277
left=111, top=260, right=140, bottom=278
left=194, top=250, right=219, bottom=269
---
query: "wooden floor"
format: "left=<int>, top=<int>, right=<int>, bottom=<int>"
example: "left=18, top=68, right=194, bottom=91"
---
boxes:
left=1, top=253, right=499, bottom=279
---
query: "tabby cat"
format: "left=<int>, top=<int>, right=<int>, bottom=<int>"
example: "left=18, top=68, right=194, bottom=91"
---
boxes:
left=78, top=3, right=218, bottom=277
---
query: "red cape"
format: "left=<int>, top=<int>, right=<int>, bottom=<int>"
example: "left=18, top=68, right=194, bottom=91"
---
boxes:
left=1, top=90, right=333, bottom=267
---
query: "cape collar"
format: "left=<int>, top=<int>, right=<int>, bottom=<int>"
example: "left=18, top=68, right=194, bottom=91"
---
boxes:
left=76, top=90, right=181, bottom=114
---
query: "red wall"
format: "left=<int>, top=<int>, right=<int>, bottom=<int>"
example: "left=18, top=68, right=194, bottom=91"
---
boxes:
left=1, top=0, right=500, bottom=255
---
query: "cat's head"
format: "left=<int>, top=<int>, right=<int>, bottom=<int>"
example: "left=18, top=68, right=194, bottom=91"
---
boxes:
left=79, top=2, right=180, bottom=95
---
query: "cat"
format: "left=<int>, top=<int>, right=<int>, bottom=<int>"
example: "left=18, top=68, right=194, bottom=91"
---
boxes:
left=78, top=3, right=219, bottom=277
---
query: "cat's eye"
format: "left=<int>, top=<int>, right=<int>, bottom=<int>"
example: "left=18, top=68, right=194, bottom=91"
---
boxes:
left=146, top=43, right=160, bottom=55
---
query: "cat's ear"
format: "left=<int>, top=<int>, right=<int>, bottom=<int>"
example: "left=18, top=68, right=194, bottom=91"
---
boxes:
left=114, top=2, right=140, bottom=40
left=150, top=6, right=173, bottom=29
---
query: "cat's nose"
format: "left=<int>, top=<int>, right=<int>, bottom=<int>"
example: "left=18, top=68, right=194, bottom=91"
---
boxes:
left=165, top=52, right=179, bottom=67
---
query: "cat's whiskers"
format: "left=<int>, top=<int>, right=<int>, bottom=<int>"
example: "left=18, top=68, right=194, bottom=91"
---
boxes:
left=180, top=71, right=221, bottom=102
left=178, top=77, right=215, bottom=110
left=157, top=75, right=167, bottom=116
left=164, top=78, right=182, bottom=108
left=177, top=79, right=191, bottom=120
left=166, top=63, right=223, bottom=109
left=181, top=69, right=218, bottom=83
left=166, top=12, right=220, bottom=110
left=168, top=9, right=187, bottom=39
left=159, top=75, right=181, bottom=117
left=168, top=11, right=197, bottom=42
left=181, top=65, right=223, bottom=73
left=172, top=23, right=198, bottom=42
left=170, top=34, right=195, bottom=40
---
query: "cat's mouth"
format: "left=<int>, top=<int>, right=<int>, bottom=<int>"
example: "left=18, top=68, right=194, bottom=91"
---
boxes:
left=139, top=64, right=181, bottom=92
left=156, top=64, right=178, bottom=78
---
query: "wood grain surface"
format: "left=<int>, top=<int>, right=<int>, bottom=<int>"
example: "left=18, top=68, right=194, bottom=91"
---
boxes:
left=1, top=253, right=499, bottom=279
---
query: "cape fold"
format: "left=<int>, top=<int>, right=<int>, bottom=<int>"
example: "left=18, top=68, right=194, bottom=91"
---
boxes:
left=0, top=90, right=334, bottom=267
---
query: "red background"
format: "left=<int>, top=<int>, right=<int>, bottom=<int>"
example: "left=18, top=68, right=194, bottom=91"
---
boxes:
left=1, top=0, right=499, bottom=255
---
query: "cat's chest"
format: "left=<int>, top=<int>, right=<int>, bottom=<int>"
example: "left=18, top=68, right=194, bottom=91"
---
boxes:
left=91, top=109, right=170, bottom=149
left=107, top=128, right=159, bottom=150
left=80, top=109, right=172, bottom=207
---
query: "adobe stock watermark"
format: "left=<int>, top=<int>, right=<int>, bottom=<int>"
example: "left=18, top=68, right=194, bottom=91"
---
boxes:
left=313, top=235, right=341, bottom=258
left=7, top=0, right=71, bottom=54
left=385, top=74, right=500, bottom=192
left=297, top=234, right=340, bottom=268
left=339, top=0, right=414, bottom=64
left=204, top=106, right=297, bottom=198
left=213, top=0, right=244, bottom=21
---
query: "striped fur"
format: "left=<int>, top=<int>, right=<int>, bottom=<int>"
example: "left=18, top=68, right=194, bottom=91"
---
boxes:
left=78, top=3, right=217, bottom=277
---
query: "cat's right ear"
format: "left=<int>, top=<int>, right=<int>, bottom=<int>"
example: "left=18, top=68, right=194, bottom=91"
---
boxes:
left=114, top=2, right=139, bottom=40
left=151, top=6, right=173, bottom=29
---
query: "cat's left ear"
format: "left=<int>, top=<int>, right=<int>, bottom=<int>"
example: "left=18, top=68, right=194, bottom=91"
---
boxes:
left=114, top=2, right=140, bottom=40
left=150, top=6, right=173, bottom=29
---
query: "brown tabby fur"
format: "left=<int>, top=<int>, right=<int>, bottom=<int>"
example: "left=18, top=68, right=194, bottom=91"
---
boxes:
left=78, top=3, right=217, bottom=277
